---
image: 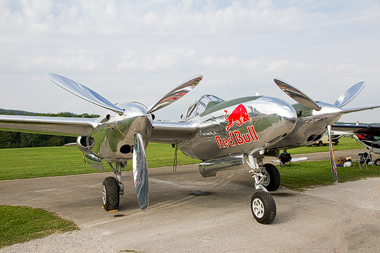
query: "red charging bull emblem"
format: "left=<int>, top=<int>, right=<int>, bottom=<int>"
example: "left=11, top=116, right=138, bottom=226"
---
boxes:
left=224, top=104, right=252, bottom=131
left=215, top=104, right=259, bottom=149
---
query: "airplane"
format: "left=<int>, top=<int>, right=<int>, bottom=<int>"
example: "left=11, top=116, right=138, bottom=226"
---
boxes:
left=0, top=74, right=379, bottom=224
left=0, top=73, right=299, bottom=224
left=331, top=123, right=380, bottom=165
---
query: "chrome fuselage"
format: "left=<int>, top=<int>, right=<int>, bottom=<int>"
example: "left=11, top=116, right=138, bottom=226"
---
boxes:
left=178, top=96, right=297, bottom=161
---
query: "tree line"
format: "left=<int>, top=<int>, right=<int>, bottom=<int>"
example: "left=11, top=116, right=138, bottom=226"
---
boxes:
left=0, top=110, right=99, bottom=149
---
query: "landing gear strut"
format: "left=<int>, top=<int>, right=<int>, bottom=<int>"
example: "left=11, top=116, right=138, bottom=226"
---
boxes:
left=245, top=154, right=279, bottom=224
left=102, top=162, right=125, bottom=211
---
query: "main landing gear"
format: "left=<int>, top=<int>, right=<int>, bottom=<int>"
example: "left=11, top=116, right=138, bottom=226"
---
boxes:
left=102, top=162, right=125, bottom=212
left=246, top=155, right=280, bottom=224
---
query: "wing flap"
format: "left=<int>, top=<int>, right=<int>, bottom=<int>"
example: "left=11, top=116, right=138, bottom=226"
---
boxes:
left=0, top=115, right=99, bottom=136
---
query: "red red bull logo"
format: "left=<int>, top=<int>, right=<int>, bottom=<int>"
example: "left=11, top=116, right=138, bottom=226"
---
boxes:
left=224, top=104, right=252, bottom=131
left=215, top=104, right=259, bottom=149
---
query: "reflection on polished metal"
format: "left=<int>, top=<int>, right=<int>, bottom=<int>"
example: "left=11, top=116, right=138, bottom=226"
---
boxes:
left=84, top=153, right=104, bottom=171
left=147, top=75, right=203, bottom=113
left=199, top=155, right=245, bottom=177
left=334, top=81, right=365, bottom=107
left=133, top=133, right=149, bottom=212
left=48, top=73, right=125, bottom=115
left=274, top=78, right=321, bottom=111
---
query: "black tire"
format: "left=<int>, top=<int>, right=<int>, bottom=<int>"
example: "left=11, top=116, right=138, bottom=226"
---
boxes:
left=251, top=191, right=276, bottom=224
left=102, top=177, right=120, bottom=211
left=262, top=163, right=281, bottom=191
left=375, top=158, right=380, bottom=166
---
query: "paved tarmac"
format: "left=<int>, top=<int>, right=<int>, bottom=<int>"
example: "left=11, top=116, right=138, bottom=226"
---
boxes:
left=1, top=149, right=380, bottom=252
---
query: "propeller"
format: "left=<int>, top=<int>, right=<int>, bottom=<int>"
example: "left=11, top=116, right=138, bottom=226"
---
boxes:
left=274, top=78, right=368, bottom=183
left=48, top=73, right=202, bottom=212
left=147, top=75, right=203, bottom=113
left=334, top=81, right=365, bottom=107
left=327, top=125, right=338, bottom=183
left=274, top=78, right=321, bottom=111
left=133, top=133, right=149, bottom=211
left=47, top=73, right=125, bottom=115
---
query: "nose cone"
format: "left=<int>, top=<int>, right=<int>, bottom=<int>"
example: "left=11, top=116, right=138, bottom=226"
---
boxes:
left=313, top=102, right=343, bottom=128
left=254, top=96, right=297, bottom=145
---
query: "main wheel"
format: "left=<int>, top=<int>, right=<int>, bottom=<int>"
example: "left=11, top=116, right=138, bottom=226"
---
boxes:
left=375, top=158, right=380, bottom=166
left=251, top=191, right=276, bottom=224
left=262, top=163, right=281, bottom=191
left=102, top=177, right=120, bottom=211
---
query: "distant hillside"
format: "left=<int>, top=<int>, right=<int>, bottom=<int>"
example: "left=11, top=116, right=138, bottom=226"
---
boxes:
left=0, top=108, right=99, bottom=118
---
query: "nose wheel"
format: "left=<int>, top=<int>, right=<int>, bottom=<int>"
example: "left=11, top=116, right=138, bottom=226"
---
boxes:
left=251, top=190, right=276, bottom=224
left=102, top=177, right=120, bottom=211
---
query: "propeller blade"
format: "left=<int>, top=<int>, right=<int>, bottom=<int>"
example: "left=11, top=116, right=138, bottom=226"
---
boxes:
left=47, top=73, right=125, bottom=115
left=147, top=74, right=203, bottom=114
left=133, top=133, right=149, bottom=211
left=274, top=79, right=321, bottom=111
left=334, top=81, right=365, bottom=108
left=327, top=125, right=338, bottom=183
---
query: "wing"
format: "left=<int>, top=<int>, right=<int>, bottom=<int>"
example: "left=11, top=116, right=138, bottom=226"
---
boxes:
left=151, top=121, right=197, bottom=144
left=332, top=124, right=380, bottom=136
left=0, top=114, right=99, bottom=136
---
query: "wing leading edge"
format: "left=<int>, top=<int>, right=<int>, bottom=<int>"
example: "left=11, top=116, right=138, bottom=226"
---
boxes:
left=0, top=115, right=99, bottom=136
left=151, top=121, right=197, bottom=144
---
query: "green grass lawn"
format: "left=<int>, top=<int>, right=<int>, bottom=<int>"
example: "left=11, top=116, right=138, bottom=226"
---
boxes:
left=0, top=143, right=200, bottom=180
left=287, top=136, right=364, bottom=155
left=0, top=137, right=378, bottom=248
left=0, top=205, right=78, bottom=248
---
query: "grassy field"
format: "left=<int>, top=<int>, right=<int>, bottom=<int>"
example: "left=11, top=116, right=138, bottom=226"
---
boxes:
left=1, top=137, right=379, bottom=248
left=287, top=136, right=364, bottom=155
left=0, top=142, right=200, bottom=180
left=0, top=205, right=78, bottom=248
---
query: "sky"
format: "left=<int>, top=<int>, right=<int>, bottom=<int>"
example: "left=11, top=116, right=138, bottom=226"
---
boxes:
left=1, top=0, right=379, bottom=123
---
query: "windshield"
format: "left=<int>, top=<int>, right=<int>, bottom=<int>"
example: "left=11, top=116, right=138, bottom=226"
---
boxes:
left=185, top=94, right=224, bottom=119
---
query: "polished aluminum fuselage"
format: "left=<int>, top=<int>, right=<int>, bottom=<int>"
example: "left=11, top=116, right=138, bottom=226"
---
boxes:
left=177, top=96, right=297, bottom=161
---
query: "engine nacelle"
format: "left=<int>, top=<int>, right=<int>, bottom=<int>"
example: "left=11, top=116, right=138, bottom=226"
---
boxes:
left=76, top=136, right=94, bottom=153
left=76, top=136, right=103, bottom=171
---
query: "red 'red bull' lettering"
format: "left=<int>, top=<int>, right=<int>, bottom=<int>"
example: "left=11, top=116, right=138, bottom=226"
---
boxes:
left=215, top=126, right=259, bottom=149
left=224, top=104, right=252, bottom=131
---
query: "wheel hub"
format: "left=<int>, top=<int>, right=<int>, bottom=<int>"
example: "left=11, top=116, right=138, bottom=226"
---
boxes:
left=102, top=185, right=107, bottom=205
left=252, top=198, right=265, bottom=218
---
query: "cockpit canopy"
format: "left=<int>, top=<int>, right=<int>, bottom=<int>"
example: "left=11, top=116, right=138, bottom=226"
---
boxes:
left=185, top=94, right=224, bottom=119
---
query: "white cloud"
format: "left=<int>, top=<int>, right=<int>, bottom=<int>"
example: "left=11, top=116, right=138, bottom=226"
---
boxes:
left=0, top=0, right=379, bottom=123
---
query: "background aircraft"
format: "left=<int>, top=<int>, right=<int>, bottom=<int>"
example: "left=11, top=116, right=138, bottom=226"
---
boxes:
left=331, top=124, right=380, bottom=165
